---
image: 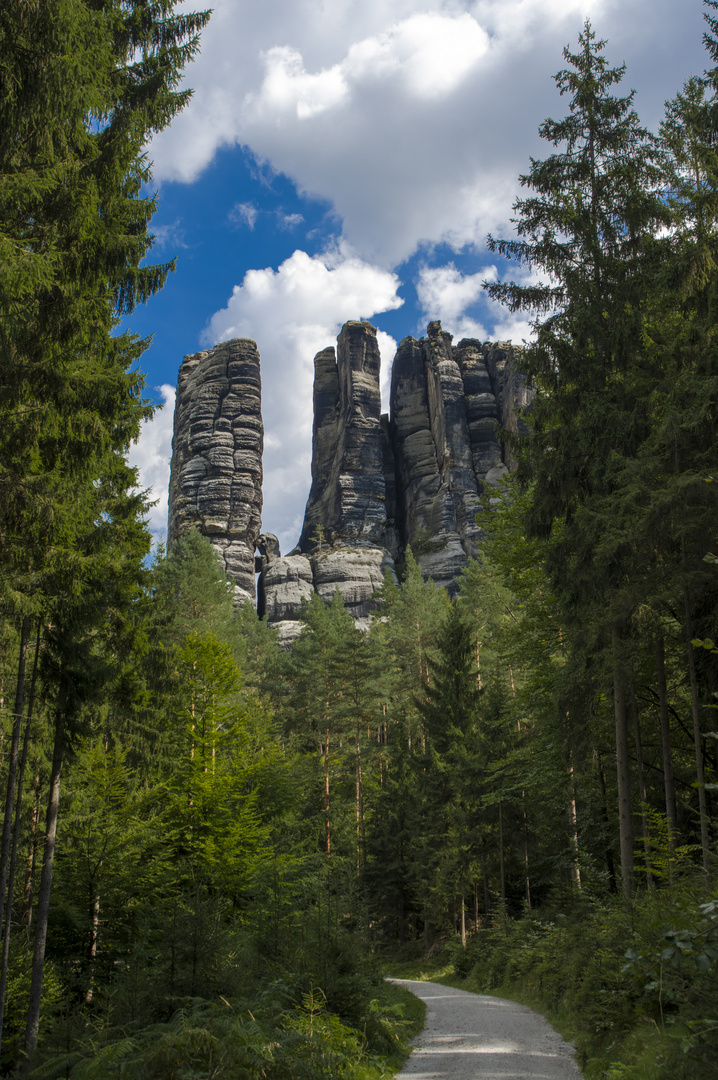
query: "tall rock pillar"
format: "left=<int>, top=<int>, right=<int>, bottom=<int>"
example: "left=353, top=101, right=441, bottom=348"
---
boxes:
left=298, top=320, right=387, bottom=550
left=390, top=325, right=481, bottom=589
left=259, top=321, right=396, bottom=641
left=390, top=323, right=529, bottom=591
left=167, top=338, right=263, bottom=604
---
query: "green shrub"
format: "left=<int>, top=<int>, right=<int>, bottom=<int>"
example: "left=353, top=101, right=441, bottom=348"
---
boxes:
left=428, top=878, right=718, bottom=1079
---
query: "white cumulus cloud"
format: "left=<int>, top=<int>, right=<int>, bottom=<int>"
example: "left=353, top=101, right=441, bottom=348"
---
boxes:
left=128, top=384, right=176, bottom=539
left=144, top=0, right=707, bottom=546
left=252, top=45, right=349, bottom=121
left=278, top=211, right=305, bottom=229
left=146, top=0, right=705, bottom=268
left=416, top=261, right=537, bottom=345
left=151, top=1, right=634, bottom=264
left=417, top=263, right=486, bottom=327
left=203, top=249, right=402, bottom=553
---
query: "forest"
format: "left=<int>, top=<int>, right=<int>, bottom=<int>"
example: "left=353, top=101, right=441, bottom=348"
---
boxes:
left=2, top=0, right=718, bottom=1078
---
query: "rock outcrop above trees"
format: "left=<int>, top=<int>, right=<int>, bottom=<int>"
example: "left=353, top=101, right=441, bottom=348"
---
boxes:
left=168, top=321, right=531, bottom=640
left=167, top=338, right=263, bottom=605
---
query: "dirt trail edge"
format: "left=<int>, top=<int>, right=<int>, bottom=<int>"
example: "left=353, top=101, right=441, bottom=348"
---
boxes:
left=389, top=979, right=583, bottom=1080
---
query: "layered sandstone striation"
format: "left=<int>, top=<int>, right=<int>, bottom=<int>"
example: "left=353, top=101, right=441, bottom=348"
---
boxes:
left=168, top=338, right=263, bottom=604
left=258, top=322, right=397, bottom=642
left=167, top=321, right=530, bottom=638
left=390, top=325, right=527, bottom=589
left=298, top=322, right=389, bottom=552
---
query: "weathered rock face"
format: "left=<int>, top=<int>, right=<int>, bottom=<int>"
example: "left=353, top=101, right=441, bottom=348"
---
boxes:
left=258, top=321, right=398, bottom=641
left=167, top=321, right=530, bottom=639
left=167, top=338, right=263, bottom=605
left=298, top=322, right=389, bottom=552
left=311, top=548, right=395, bottom=618
left=258, top=554, right=314, bottom=622
left=390, top=324, right=526, bottom=590
left=483, top=342, right=533, bottom=471
left=259, top=547, right=397, bottom=643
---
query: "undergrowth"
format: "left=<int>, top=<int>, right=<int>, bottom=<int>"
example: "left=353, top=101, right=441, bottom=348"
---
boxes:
left=27, top=977, right=423, bottom=1079
left=25, top=941, right=424, bottom=1080
left=384, top=877, right=718, bottom=1080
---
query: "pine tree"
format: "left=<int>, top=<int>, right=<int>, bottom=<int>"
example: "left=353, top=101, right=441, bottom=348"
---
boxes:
left=285, top=593, right=357, bottom=858
left=372, top=549, right=447, bottom=750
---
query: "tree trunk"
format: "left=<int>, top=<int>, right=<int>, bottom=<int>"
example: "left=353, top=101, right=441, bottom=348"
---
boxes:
left=0, top=617, right=31, bottom=942
left=22, top=692, right=66, bottom=1065
left=522, top=800, right=531, bottom=908
left=397, top=885, right=405, bottom=944
left=324, top=728, right=330, bottom=857
left=631, top=686, right=654, bottom=890
left=684, top=599, right=711, bottom=879
left=597, top=755, right=617, bottom=893
left=84, top=893, right=100, bottom=1005
left=613, top=631, right=634, bottom=899
left=656, top=633, right=678, bottom=868
left=515, top=710, right=531, bottom=907
left=498, top=801, right=506, bottom=907
left=355, top=721, right=366, bottom=871
left=23, top=772, right=41, bottom=934
left=482, top=850, right=490, bottom=915
left=568, top=759, right=581, bottom=889
left=0, top=624, right=40, bottom=1059
left=460, top=895, right=466, bottom=948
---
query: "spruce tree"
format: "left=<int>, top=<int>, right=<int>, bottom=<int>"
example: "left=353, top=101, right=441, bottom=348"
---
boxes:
left=0, top=0, right=210, bottom=618
left=486, top=20, right=665, bottom=533
left=484, top=21, right=667, bottom=897
left=417, top=602, right=482, bottom=936
left=0, top=1, right=212, bottom=1061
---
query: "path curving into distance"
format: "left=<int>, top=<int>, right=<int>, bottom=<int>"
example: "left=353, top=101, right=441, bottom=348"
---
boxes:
left=390, top=979, right=583, bottom=1080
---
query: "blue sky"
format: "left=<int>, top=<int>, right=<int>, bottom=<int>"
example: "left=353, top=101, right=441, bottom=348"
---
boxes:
left=128, top=0, right=706, bottom=555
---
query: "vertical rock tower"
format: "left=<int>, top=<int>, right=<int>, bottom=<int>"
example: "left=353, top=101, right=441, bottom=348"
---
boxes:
left=167, top=338, right=263, bottom=605
left=258, top=322, right=396, bottom=642
left=298, top=321, right=389, bottom=552
left=166, top=321, right=532, bottom=638
left=390, top=323, right=530, bottom=590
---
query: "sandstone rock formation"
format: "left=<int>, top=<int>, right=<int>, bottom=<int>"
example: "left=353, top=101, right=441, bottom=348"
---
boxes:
left=390, top=324, right=527, bottom=590
left=167, top=338, right=263, bottom=605
left=167, top=321, right=531, bottom=639
left=258, top=321, right=398, bottom=642
left=258, top=553, right=314, bottom=634
left=298, top=322, right=391, bottom=553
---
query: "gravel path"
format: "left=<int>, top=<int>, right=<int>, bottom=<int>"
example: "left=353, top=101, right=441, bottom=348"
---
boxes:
left=390, top=979, right=583, bottom=1080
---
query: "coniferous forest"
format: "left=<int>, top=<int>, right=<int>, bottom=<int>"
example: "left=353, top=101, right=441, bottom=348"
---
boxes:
left=3, top=2, right=718, bottom=1078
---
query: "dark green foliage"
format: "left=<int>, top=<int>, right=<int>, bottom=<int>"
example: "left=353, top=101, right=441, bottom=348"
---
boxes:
left=486, top=21, right=666, bottom=539
left=0, top=0, right=210, bottom=624
left=19, top=537, right=408, bottom=1077
left=419, top=602, right=479, bottom=756
left=364, top=716, right=423, bottom=944
left=421, top=878, right=717, bottom=1080
left=6, top=10, right=718, bottom=1080
left=25, top=979, right=423, bottom=1079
